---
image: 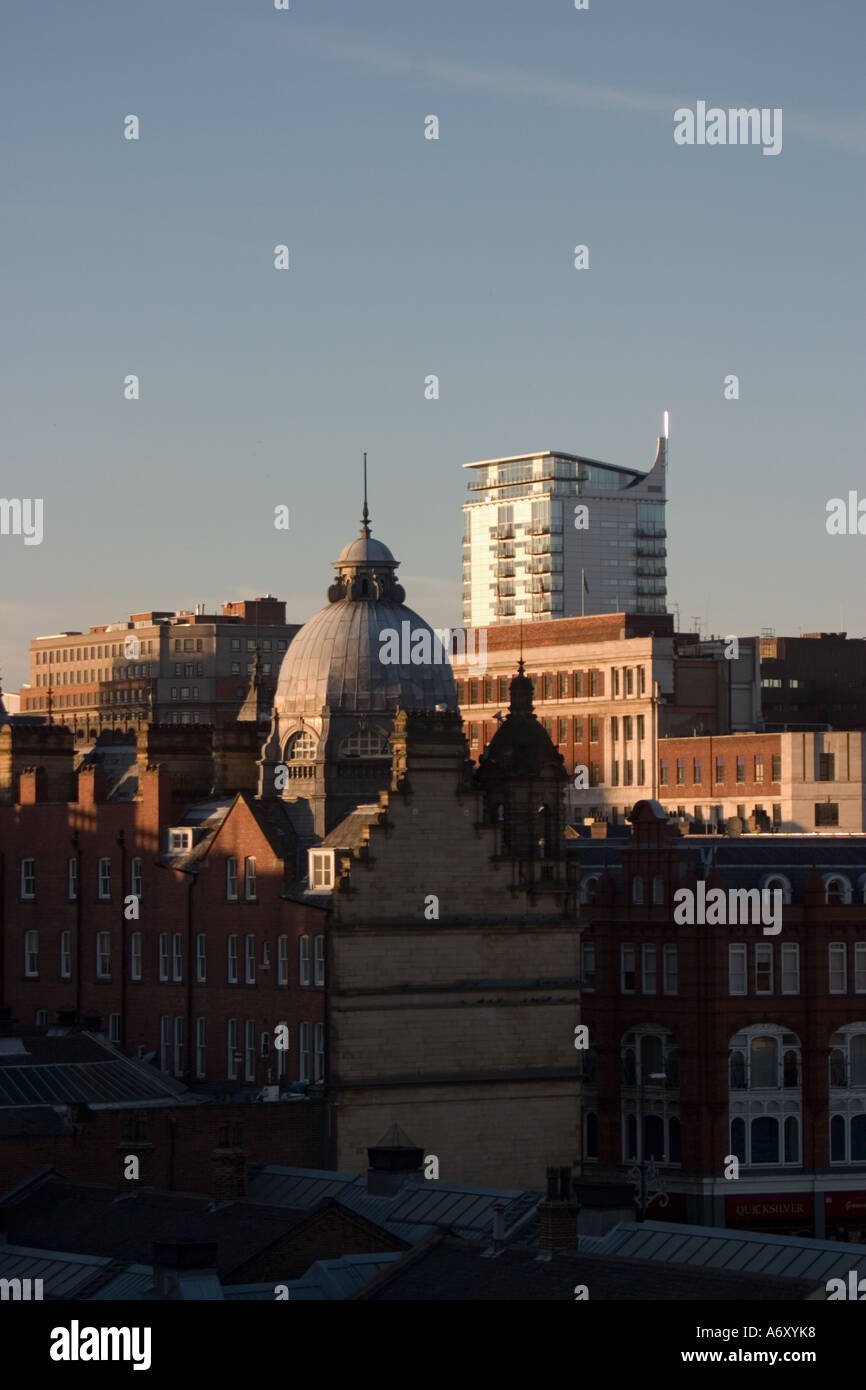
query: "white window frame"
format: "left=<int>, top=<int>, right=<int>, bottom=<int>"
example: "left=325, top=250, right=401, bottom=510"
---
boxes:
left=129, top=931, right=141, bottom=981
left=130, top=856, right=142, bottom=899
left=97, top=857, right=111, bottom=900
left=60, top=929, right=72, bottom=979
left=299, top=1021, right=310, bottom=1083
left=96, top=931, right=111, bottom=979
left=310, top=850, right=334, bottom=890
left=314, top=935, right=325, bottom=987
left=226, top=857, right=238, bottom=901
left=20, top=858, right=35, bottom=900
left=314, top=1022, right=325, bottom=1083
left=754, top=943, right=773, bottom=995
left=642, top=943, right=657, bottom=995
left=299, top=935, right=311, bottom=987
left=855, top=943, right=866, bottom=994
left=829, top=942, right=847, bottom=994
left=277, top=935, right=288, bottom=986
left=227, top=1019, right=238, bottom=1080
left=244, top=857, right=257, bottom=901
left=196, top=933, right=207, bottom=983
left=24, top=929, right=38, bottom=977
left=227, top=934, right=239, bottom=984
left=160, top=1015, right=171, bottom=1071
left=109, top=1013, right=121, bottom=1044
left=245, top=934, right=256, bottom=984
left=663, top=943, right=678, bottom=996
left=67, top=856, right=78, bottom=901
left=781, top=943, right=800, bottom=995
left=173, top=1017, right=184, bottom=1076
left=620, top=943, right=636, bottom=993
left=195, top=1018, right=206, bottom=1078
left=244, top=1020, right=256, bottom=1081
left=729, top=943, right=747, bottom=995
left=172, top=932, right=183, bottom=983
left=158, top=932, right=170, bottom=982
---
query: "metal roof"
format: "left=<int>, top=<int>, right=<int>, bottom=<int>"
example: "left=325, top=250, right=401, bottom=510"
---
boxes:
left=580, top=1220, right=866, bottom=1283
left=0, top=1243, right=113, bottom=1299
left=224, top=1253, right=402, bottom=1301
left=0, top=1058, right=191, bottom=1108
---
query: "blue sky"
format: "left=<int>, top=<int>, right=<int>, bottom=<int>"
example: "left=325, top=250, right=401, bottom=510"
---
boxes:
left=1, top=0, right=864, bottom=689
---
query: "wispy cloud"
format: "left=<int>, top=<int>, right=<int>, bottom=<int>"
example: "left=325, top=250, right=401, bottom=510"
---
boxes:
left=293, top=33, right=866, bottom=154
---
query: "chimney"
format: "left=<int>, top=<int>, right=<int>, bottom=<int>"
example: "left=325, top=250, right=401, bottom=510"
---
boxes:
left=152, top=1241, right=219, bottom=1300
left=538, top=1164, right=580, bottom=1255
left=366, top=1123, right=424, bottom=1196
left=211, top=1122, right=247, bottom=1201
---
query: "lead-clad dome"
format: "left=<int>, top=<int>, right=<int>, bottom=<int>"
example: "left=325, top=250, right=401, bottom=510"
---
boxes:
left=273, top=504, right=457, bottom=717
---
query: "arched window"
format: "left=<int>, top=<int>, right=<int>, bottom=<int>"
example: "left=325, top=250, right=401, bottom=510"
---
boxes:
left=620, top=1026, right=680, bottom=1165
left=729, top=1025, right=801, bottom=1167
left=581, top=876, right=599, bottom=905
left=652, top=875, right=665, bottom=904
left=287, top=731, right=317, bottom=761
left=340, top=727, right=389, bottom=757
left=631, top=875, right=644, bottom=905
left=762, top=873, right=792, bottom=904
left=825, top=875, right=852, bottom=905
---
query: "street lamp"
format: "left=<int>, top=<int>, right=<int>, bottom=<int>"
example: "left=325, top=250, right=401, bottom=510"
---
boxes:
left=631, top=1068, right=668, bottom=1222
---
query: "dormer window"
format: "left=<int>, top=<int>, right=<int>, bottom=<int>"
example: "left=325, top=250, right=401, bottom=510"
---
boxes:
left=168, top=828, right=193, bottom=852
left=309, top=849, right=334, bottom=890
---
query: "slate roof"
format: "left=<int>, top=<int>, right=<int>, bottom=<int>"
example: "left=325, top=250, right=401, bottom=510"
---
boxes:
left=0, top=1031, right=195, bottom=1110
left=353, top=1233, right=823, bottom=1301
left=245, top=1166, right=542, bottom=1245
left=225, top=1253, right=402, bottom=1301
left=580, top=1219, right=866, bottom=1283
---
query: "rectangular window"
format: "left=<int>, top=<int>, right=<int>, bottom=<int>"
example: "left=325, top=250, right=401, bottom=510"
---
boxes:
left=227, top=1019, right=238, bottom=1080
left=611, top=760, right=619, bottom=787
left=642, top=943, right=657, bottom=994
left=736, top=756, right=746, bottom=783
left=818, top=752, right=835, bottom=781
left=24, top=929, right=38, bottom=977
left=543, top=674, right=553, bottom=700
left=498, top=677, right=509, bottom=702
left=772, top=754, right=782, bottom=782
left=314, top=934, right=325, bottom=986
left=314, top=1022, right=325, bottom=1083
left=159, top=933, right=170, bottom=981
left=663, top=944, right=678, bottom=995
left=623, top=716, right=633, bottom=741
left=581, top=940, right=596, bottom=990
left=244, top=1020, right=256, bottom=1082
left=781, top=943, right=800, bottom=995
left=196, top=933, right=207, bottom=982
left=195, top=1018, right=206, bottom=1079
left=755, top=943, right=773, bottom=994
left=754, top=754, right=764, bottom=783
left=625, top=668, right=634, bottom=696
left=573, top=716, right=584, bottom=741
left=558, top=673, right=569, bottom=698
left=855, top=943, right=866, bottom=994
left=97, top=857, right=111, bottom=900
left=245, top=934, right=256, bottom=984
left=829, top=943, right=847, bottom=994
left=693, top=757, right=702, bottom=785
left=558, top=718, right=568, bottom=744
left=299, top=936, right=311, bottom=987
left=172, top=933, right=183, bottom=982
left=611, top=716, right=619, bottom=742
left=624, top=760, right=633, bottom=786
left=109, top=1013, right=121, bottom=1044
left=96, top=932, right=111, bottom=979
left=226, top=857, right=238, bottom=900
left=590, top=718, right=599, bottom=743
left=715, top=757, right=725, bottom=783
left=130, top=857, right=142, bottom=899
left=278, top=935, right=288, bottom=986
left=590, top=671, right=600, bottom=697
left=20, top=858, right=35, bottom=899
left=659, top=759, right=668, bottom=786
left=638, top=759, right=645, bottom=784
left=676, top=758, right=685, bottom=785
left=815, top=802, right=839, bottom=827
left=60, top=930, right=72, bottom=979
left=772, top=803, right=782, bottom=826
left=620, top=944, right=636, bottom=992
left=299, top=1022, right=311, bottom=1083
left=160, top=1016, right=171, bottom=1071
left=227, top=935, right=239, bottom=984
left=612, top=668, right=620, bottom=696
left=470, top=724, right=479, bottom=748
left=173, top=1017, right=184, bottom=1076
left=575, top=672, right=584, bottom=698
left=130, top=932, right=142, bottom=981
left=590, top=761, right=600, bottom=787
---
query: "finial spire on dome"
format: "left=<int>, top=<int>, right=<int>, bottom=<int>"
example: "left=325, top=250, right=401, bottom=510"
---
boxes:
left=361, top=451, right=371, bottom=539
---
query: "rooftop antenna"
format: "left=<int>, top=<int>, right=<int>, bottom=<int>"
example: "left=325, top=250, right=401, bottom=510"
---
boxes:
left=361, top=451, right=371, bottom=538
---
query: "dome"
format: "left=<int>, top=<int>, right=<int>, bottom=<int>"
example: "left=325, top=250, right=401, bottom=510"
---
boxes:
left=336, top=536, right=396, bottom=565
left=478, top=661, right=566, bottom=780
left=274, top=598, right=457, bottom=715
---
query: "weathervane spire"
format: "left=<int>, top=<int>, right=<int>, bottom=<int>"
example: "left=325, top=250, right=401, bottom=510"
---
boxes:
left=361, top=451, right=371, bottom=538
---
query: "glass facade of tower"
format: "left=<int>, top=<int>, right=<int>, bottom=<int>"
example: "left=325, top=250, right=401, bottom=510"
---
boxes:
left=461, top=446, right=668, bottom=626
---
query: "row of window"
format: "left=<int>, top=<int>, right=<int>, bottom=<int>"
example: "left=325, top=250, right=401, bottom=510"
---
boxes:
left=581, top=871, right=862, bottom=909
left=35, top=642, right=157, bottom=664
left=660, top=753, right=781, bottom=786
left=583, top=1110, right=866, bottom=1167
left=34, top=664, right=151, bottom=687
left=157, top=1017, right=323, bottom=1083
left=731, top=942, right=866, bottom=996
left=18, top=855, right=265, bottom=904
left=582, top=942, right=679, bottom=994
left=23, top=931, right=325, bottom=987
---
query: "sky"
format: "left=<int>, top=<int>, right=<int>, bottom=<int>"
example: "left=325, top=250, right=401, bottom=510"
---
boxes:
left=1, top=0, right=864, bottom=691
